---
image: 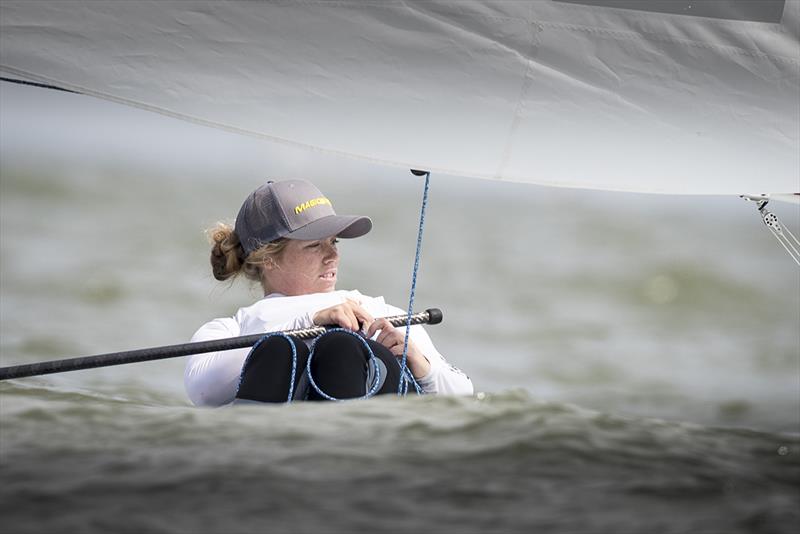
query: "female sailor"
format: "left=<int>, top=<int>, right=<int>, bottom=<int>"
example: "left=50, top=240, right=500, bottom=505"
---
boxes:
left=184, top=179, right=473, bottom=406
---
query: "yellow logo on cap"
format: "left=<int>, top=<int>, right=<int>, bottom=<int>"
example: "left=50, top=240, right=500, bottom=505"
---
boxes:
left=294, top=197, right=332, bottom=215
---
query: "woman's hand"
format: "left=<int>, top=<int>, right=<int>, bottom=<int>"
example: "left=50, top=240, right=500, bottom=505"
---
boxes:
left=367, top=318, right=431, bottom=379
left=313, top=299, right=374, bottom=331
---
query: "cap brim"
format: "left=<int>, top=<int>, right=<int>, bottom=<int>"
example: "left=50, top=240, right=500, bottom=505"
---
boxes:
left=286, top=214, right=372, bottom=241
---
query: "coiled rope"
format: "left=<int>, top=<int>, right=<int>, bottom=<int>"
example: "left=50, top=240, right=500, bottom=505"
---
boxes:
left=237, top=332, right=298, bottom=403
left=305, top=328, right=383, bottom=401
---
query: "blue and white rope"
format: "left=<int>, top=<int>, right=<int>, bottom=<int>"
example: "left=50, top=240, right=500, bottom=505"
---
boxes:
left=236, top=332, right=298, bottom=404
left=305, top=328, right=382, bottom=402
left=398, top=171, right=431, bottom=396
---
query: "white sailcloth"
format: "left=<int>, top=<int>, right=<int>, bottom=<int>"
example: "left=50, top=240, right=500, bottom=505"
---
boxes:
left=1, top=1, right=798, bottom=195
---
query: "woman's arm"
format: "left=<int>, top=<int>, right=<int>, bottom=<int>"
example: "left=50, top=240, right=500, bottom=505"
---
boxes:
left=368, top=305, right=474, bottom=396
left=184, top=312, right=318, bottom=406
left=184, top=317, right=247, bottom=406
left=404, top=323, right=473, bottom=396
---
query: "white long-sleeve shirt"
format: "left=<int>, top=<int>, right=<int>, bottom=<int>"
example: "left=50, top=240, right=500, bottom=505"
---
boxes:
left=184, top=290, right=473, bottom=406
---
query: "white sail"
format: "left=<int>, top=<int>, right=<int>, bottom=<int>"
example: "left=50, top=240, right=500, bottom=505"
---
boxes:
left=1, top=1, right=797, bottom=195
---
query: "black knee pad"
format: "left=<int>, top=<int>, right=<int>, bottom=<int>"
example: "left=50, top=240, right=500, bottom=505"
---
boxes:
left=311, top=331, right=370, bottom=366
left=306, top=331, right=389, bottom=400
left=236, top=335, right=308, bottom=403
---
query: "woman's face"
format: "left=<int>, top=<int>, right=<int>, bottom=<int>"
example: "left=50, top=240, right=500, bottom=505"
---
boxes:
left=264, top=236, right=340, bottom=296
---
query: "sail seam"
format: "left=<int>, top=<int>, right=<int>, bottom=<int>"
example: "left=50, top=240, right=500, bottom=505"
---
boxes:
left=536, top=21, right=800, bottom=65
left=493, top=5, right=540, bottom=181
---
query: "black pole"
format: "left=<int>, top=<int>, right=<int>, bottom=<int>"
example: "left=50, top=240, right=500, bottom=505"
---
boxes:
left=0, top=308, right=443, bottom=381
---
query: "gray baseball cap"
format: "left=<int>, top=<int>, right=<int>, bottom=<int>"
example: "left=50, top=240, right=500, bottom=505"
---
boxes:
left=234, top=180, right=372, bottom=255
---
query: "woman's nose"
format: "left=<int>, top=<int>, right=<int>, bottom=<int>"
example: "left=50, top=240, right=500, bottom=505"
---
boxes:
left=323, top=242, right=339, bottom=262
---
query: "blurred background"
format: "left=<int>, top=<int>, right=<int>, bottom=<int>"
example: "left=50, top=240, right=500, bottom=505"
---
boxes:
left=1, top=79, right=798, bottom=432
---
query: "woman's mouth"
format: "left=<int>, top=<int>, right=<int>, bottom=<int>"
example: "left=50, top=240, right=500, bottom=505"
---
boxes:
left=320, top=270, right=336, bottom=280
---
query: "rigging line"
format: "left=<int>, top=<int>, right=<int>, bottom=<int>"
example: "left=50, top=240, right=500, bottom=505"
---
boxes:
left=0, top=76, right=79, bottom=94
left=766, top=211, right=800, bottom=256
left=760, top=203, right=800, bottom=267
left=742, top=196, right=800, bottom=268
left=770, top=231, right=800, bottom=265
left=780, top=226, right=800, bottom=256
left=399, top=169, right=432, bottom=396
left=765, top=224, right=800, bottom=266
left=776, top=231, right=800, bottom=263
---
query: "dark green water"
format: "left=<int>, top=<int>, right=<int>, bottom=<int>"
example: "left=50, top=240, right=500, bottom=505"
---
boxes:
left=1, top=386, right=798, bottom=534
left=1, top=83, right=799, bottom=532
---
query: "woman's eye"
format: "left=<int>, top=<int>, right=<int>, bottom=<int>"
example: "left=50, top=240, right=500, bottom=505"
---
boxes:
left=307, top=239, right=337, bottom=249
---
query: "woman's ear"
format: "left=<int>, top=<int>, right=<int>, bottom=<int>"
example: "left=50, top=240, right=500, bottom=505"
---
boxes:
left=264, top=257, right=282, bottom=271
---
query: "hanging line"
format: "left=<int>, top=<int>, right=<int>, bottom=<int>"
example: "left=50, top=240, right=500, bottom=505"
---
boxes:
left=742, top=195, right=800, bottom=267
left=398, top=169, right=432, bottom=396
left=293, top=169, right=432, bottom=401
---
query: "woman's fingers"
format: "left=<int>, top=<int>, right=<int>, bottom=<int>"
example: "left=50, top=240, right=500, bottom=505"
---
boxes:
left=347, top=299, right=374, bottom=330
left=366, top=317, right=389, bottom=339
left=335, top=307, right=358, bottom=330
left=369, top=318, right=407, bottom=354
left=376, top=330, right=393, bottom=348
left=366, top=317, right=431, bottom=378
left=314, top=300, right=375, bottom=331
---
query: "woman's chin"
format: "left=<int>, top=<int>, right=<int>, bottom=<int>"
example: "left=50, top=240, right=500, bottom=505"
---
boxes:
left=318, top=280, right=337, bottom=292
